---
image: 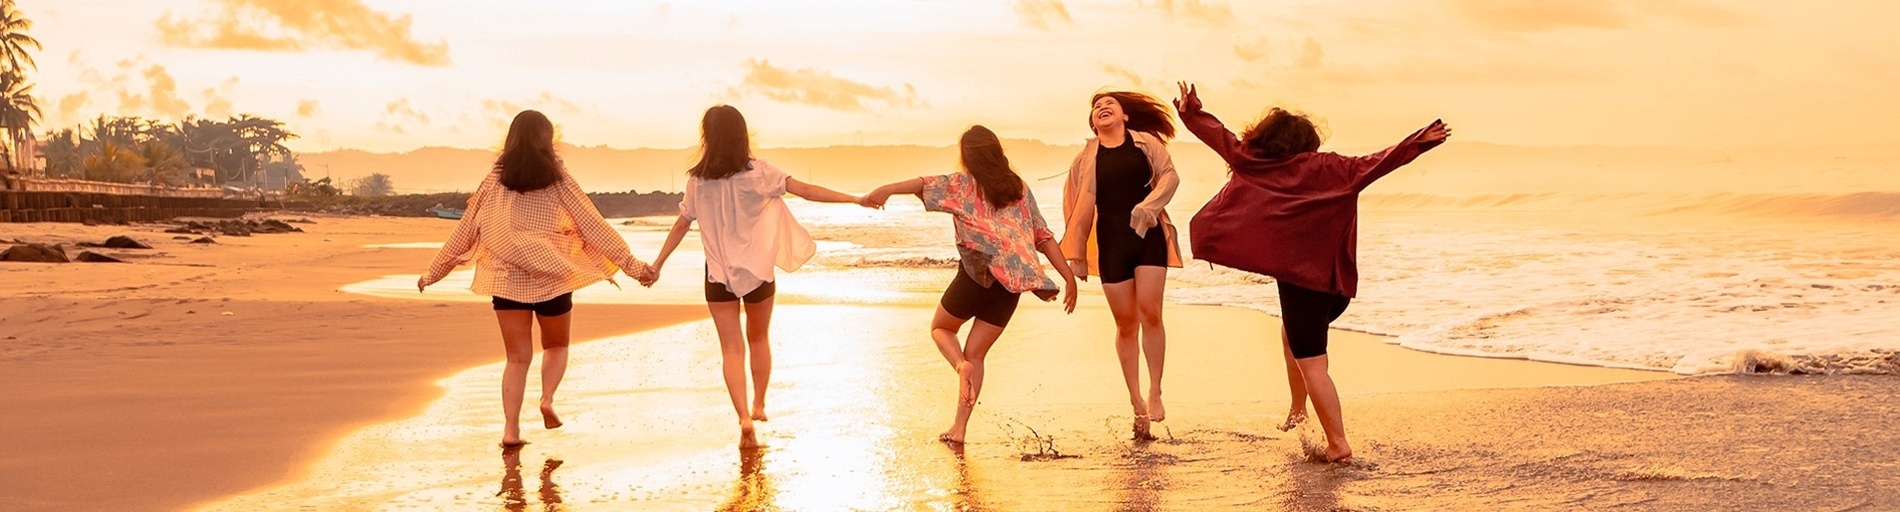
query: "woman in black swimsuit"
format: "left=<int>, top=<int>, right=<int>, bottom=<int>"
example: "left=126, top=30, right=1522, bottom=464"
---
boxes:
left=1059, top=90, right=1184, bottom=439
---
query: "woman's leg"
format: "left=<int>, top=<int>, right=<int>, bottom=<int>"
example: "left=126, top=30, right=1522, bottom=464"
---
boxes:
left=536, top=311, right=571, bottom=429
left=1294, top=354, right=1350, bottom=461
left=929, top=306, right=973, bottom=405
left=1132, top=266, right=1169, bottom=422
left=1101, top=281, right=1150, bottom=437
left=944, top=319, right=1005, bottom=444
left=708, top=300, right=757, bottom=447
left=743, top=297, right=775, bottom=421
left=495, top=310, right=537, bottom=445
left=1278, top=329, right=1310, bottom=431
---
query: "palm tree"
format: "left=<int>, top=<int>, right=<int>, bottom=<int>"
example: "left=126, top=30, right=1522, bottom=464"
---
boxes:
left=0, top=0, right=38, bottom=74
left=137, top=139, right=188, bottom=186
left=83, top=140, right=145, bottom=183
left=38, top=127, right=77, bottom=177
left=0, top=71, right=39, bottom=173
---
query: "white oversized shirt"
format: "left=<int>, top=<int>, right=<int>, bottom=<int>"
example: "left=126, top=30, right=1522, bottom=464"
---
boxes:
left=680, top=159, right=815, bottom=296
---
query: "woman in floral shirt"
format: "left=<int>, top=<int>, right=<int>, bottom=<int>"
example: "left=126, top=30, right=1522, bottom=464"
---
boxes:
left=859, top=125, right=1079, bottom=444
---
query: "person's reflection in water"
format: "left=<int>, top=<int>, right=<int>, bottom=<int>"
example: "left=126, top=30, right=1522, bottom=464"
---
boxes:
left=1111, top=438, right=1164, bottom=511
left=499, top=446, right=567, bottom=512
left=944, top=442, right=988, bottom=511
left=719, top=447, right=777, bottom=512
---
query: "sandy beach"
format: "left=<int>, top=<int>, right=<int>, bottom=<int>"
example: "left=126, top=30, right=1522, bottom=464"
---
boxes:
left=4, top=216, right=1897, bottom=511
left=0, top=217, right=704, bottom=511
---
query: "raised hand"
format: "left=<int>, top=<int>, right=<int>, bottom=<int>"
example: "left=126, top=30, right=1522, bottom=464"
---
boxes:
left=1173, top=81, right=1201, bottom=113
left=1420, top=119, right=1452, bottom=144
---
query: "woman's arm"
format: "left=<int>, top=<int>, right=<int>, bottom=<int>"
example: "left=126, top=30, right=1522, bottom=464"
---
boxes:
left=557, top=177, right=653, bottom=282
left=1130, top=139, right=1179, bottom=236
left=418, top=179, right=489, bottom=291
left=648, top=214, right=693, bottom=285
left=857, top=178, right=925, bottom=209
left=1347, top=120, right=1452, bottom=192
left=1173, top=82, right=1246, bottom=166
left=1037, top=238, right=1079, bottom=313
left=786, top=177, right=860, bottom=204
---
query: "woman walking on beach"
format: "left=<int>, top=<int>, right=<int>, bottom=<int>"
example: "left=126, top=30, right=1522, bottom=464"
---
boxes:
left=859, top=125, right=1079, bottom=444
left=419, top=110, right=657, bottom=448
left=1175, top=82, right=1449, bottom=461
left=648, top=105, right=861, bottom=449
left=1060, top=90, right=1184, bottom=439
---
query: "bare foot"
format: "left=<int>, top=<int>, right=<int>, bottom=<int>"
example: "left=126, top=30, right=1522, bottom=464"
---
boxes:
left=500, top=438, right=529, bottom=449
left=1132, top=414, right=1157, bottom=441
left=1276, top=410, right=1307, bottom=432
left=938, top=427, right=966, bottom=445
left=750, top=402, right=769, bottom=422
left=739, top=427, right=760, bottom=449
left=1147, top=392, right=1166, bottom=422
left=1324, top=444, right=1353, bottom=462
left=540, top=403, right=563, bottom=430
left=955, top=361, right=977, bottom=407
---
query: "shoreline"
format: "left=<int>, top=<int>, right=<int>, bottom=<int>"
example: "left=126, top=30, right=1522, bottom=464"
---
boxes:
left=0, top=217, right=704, bottom=512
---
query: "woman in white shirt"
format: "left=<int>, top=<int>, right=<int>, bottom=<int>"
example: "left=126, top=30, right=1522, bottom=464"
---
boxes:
left=649, top=105, right=859, bottom=448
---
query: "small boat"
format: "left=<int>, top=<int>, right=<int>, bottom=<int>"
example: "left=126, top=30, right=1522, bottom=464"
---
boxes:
left=428, top=206, right=464, bottom=220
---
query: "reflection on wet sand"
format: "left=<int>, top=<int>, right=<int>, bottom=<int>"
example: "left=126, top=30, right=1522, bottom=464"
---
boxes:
left=499, top=446, right=566, bottom=512
left=944, top=443, right=988, bottom=511
left=1110, top=439, right=1166, bottom=511
left=719, top=448, right=777, bottom=512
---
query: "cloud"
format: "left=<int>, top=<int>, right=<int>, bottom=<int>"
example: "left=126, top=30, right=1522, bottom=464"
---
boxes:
left=376, top=99, right=429, bottom=133
left=1443, top=0, right=1750, bottom=33
left=200, top=77, right=240, bottom=118
left=57, top=92, right=89, bottom=122
left=1297, top=37, right=1324, bottom=70
left=116, top=64, right=193, bottom=118
left=1102, top=64, right=1161, bottom=91
left=479, top=92, right=585, bottom=123
left=1234, top=37, right=1270, bottom=65
left=1014, top=0, right=1073, bottom=30
left=156, top=0, right=451, bottom=66
left=1140, top=0, right=1233, bottom=27
left=722, top=59, right=922, bottom=111
left=296, top=99, right=321, bottom=117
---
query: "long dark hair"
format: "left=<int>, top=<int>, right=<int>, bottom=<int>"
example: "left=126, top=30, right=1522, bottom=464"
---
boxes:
left=959, top=125, right=1026, bottom=209
left=689, top=105, right=752, bottom=180
left=1240, top=108, right=1324, bottom=160
left=1089, top=91, right=1176, bottom=141
left=496, top=110, right=561, bottom=192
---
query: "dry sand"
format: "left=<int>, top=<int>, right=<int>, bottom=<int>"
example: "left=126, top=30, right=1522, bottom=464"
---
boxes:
left=0, top=217, right=703, bottom=511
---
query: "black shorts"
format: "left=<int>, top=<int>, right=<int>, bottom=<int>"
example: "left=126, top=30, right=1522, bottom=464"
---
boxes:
left=1278, top=282, right=1351, bottom=359
left=940, top=267, right=1022, bottom=328
left=706, top=279, right=776, bottom=304
left=1095, top=221, right=1170, bottom=284
left=493, top=292, right=574, bottom=317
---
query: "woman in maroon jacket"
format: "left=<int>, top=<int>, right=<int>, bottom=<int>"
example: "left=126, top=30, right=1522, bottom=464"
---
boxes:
left=1175, top=82, right=1450, bottom=462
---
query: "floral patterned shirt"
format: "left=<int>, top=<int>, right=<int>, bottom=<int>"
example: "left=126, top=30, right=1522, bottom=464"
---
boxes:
left=920, top=173, right=1059, bottom=299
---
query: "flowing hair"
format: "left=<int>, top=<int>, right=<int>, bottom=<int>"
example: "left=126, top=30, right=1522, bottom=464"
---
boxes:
left=1089, top=91, right=1176, bottom=141
left=958, top=125, right=1026, bottom=209
left=495, top=110, right=561, bottom=192
left=689, top=105, right=753, bottom=180
left=1240, top=108, right=1324, bottom=161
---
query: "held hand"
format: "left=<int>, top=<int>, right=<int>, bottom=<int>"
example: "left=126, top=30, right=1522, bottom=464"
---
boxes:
left=857, top=190, right=890, bottom=209
left=1173, top=81, right=1201, bottom=113
left=1067, top=259, right=1089, bottom=282
left=1420, top=119, right=1452, bottom=144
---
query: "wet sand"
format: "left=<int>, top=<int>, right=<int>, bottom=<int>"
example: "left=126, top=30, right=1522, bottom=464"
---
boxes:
left=7, top=217, right=1896, bottom=511
left=0, top=218, right=703, bottom=512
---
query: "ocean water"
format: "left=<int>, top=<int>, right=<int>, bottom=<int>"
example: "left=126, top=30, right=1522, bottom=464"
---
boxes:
left=797, top=195, right=1900, bottom=376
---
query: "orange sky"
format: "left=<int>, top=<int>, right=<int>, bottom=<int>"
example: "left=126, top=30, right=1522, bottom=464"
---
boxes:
left=30, top=0, right=1900, bottom=153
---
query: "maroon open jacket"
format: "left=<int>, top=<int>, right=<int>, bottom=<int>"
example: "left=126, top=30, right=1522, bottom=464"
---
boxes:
left=1182, top=107, right=1443, bottom=298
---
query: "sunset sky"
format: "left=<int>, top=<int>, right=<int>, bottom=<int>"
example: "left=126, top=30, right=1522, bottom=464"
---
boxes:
left=30, top=0, right=1900, bottom=153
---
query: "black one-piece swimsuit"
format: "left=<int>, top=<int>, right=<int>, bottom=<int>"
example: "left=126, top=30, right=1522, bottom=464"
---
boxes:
left=1093, top=139, right=1170, bottom=284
